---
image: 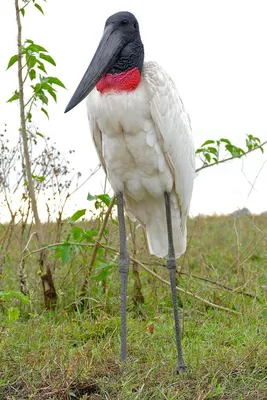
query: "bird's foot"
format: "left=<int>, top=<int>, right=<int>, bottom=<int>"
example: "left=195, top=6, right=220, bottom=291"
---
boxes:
left=176, top=362, right=187, bottom=375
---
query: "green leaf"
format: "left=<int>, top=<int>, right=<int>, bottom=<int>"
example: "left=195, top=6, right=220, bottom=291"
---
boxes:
left=36, top=89, right=48, bottom=105
left=7, top=91, right=19, bottom=103
left=204, top=153, right=211, bottom=163
left=6, top=55, right=18, bottom=70
left=29, top=69, right=36, bottom=80
left=8, top=307, right=20, bottom=322
left=27, top=112, right=32, bottom=122
left=225, top=144, right=234, bottom=153
left=93, top=262, right=115, bottom=280
left=26, top=54, right=37, bottom=69
left=37, top=60, right=47, bottom=73
left=87, top=193, right=96, bottom=201
left=69, top=209, right=86, bottom=222
left=0, top=291, right=29, bottom=305
left=20, top=8, right=25, bottom=16
left=43, top=84, right=57, bottom=102
left=47, top=76, right=66, bottom=88
left=40, top=53, right=56, bottom=66
left=82, top=229, right=98, bottom=242
left=36, top=131, right=44, bottom=138
left=41, top=107, right=49, bottom=119
left=26, top=43, right=47, bottom=53
left=195, top=148, right=204, bottom=154
left=60, top=243, right=71, bottom=264
left=32, top=174, right=45, bottom=182
left=70, top=226, right=84, bottom=241
left=220, top=138, right=231, bottom=145
left=96, top=194, right=111, bottom=206
left=34, top=3, right=44, bottom=14
left=201, top=140, right=215, bottom=147
left=207, top=147, right=218, bottom=156
left=92, top=263, right=114, bottom=281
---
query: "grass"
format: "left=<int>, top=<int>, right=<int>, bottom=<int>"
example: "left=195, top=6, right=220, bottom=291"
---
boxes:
left=0, top=214, right=267, bottom=399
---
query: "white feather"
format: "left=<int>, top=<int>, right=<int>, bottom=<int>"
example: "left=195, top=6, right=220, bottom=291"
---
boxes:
left=86, top=62, right=195, bottom=258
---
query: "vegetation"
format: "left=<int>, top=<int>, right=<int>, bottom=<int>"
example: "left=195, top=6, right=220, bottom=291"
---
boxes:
left=0, top=1, right=266, bottom=399
left=1, top=215, right=267, bottom=399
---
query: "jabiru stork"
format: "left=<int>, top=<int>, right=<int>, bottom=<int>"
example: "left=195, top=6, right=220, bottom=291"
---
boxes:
left=65, top=11, right=195, bottom=373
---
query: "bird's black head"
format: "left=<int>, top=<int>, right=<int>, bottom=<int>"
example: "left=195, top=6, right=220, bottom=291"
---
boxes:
left=104, top=12, right=144, bottom=73
left=65, top=11, right=144, bottom=113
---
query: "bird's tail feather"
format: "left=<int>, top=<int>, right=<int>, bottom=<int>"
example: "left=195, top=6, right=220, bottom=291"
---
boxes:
left=125, top=191, right=187, bottom=259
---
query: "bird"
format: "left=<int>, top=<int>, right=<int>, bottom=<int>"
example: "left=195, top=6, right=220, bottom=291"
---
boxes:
left=65, top=11, right=195, bottom=373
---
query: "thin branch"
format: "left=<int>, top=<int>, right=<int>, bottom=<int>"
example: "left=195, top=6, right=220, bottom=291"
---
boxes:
left=68, top=164, right=101, bottom=197
left=196, top=141, right=267, bottom=173
left=20, top=231, right=37, bottom=255
left=246, top=160, right=267, bottom=199
left=178, top=271, right=257, bottom=299
left=80, top=195, right=116, bottom=292
left=129, top=255, right=241, bottom=315
left=138, top=259, right=257, bottom=299
left=21, top=240, right=241, bottom=314
left=242, top=214, right=267, bottom=242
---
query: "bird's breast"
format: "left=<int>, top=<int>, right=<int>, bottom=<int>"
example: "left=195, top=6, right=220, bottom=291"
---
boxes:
left=87, top=79, right=173, bottom=200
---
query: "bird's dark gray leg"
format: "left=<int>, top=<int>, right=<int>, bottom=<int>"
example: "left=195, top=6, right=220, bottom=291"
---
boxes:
left=164, top=191, right=187, bottom=373
left=116, top=191, right=130, bottom=362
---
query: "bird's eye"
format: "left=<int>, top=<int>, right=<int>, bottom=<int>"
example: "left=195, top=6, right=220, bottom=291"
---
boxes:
left=133, top=22, right=137, bottom=30
left=121, top=19, right=128, bottom=26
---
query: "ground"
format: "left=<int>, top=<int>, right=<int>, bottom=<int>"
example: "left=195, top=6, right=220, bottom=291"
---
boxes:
left=0, top=215, right=266, bottom=399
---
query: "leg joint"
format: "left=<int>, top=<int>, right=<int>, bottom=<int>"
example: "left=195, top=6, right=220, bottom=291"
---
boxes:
left=119, top=253, right=130, bottom=274
left=167, top=256, right=176, bottom=270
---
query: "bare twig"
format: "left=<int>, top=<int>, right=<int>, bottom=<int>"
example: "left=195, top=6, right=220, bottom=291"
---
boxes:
left=20, top=231, right=37, bottom=255
left=68, top=164, right=101, bottom=197
left=178, top=271, right=257, bottom=299
left=138, top=259, right=257, bottom=299
left=241, top=159, right=267, bottom=200
left=242, top=214, right=267, bottom=242
left=21, top=241, right=241, bottom=314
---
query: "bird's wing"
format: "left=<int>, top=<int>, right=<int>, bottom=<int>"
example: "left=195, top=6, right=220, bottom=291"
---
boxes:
left=88, top=115, right=107, bottom=174
left=143, top=61, right=195, bottom=224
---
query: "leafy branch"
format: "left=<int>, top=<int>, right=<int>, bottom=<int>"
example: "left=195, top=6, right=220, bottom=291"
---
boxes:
left=19, top=0, right=45, bottom=17
left=7, top=40, right=65, bottom=120
left=196, top=135, right=266, bottom=173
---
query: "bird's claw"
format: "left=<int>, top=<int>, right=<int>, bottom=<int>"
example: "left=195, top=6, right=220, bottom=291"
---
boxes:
left=176, top=363, right=188, bottom=375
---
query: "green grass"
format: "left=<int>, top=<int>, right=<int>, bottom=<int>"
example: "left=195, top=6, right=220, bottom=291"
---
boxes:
left=0, top=215, right=267, bottom=399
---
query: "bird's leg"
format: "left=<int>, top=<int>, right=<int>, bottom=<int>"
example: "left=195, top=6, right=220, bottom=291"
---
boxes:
left=164, top=192, right=187, bottom=373
left=116, top=191, right=130, bottom=363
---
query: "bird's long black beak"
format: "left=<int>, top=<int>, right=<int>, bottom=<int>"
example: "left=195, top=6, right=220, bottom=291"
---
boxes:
left=65, top=24, right=125, bottom=113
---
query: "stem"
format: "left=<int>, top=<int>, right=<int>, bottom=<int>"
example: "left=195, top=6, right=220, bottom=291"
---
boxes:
left=15, top=0, right=57, bottom=309
left=15, top=0, right=43, bottom=244
left=80, top=196, right=116, bottom=300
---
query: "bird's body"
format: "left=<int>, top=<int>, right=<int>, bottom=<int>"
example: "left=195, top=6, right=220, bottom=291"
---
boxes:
left=87, top=62, right=195, bottom=257
left=65, top=11, right=195, bottom=372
